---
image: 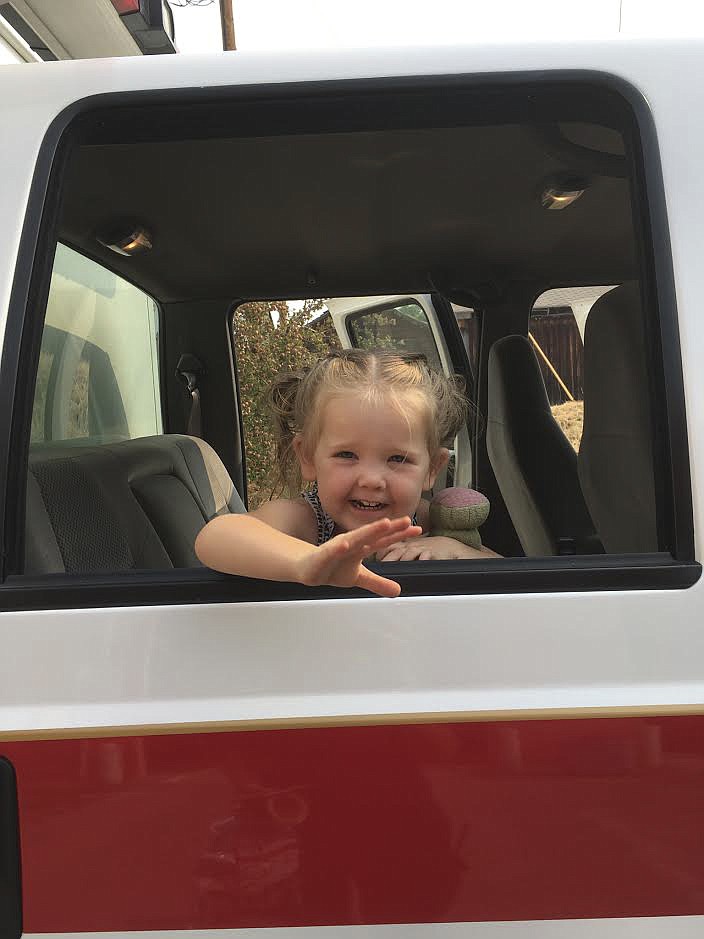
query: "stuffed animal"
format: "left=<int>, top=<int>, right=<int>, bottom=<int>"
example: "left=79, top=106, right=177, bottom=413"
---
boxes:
left=428, top=487, right=490, bottom=549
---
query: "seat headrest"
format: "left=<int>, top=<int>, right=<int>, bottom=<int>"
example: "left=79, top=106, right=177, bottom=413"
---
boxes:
left=577, top=282, right=658, bottom=553
left=488, top=335, right=553, bottom=421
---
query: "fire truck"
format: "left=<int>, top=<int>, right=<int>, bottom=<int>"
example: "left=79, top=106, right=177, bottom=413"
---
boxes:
left=0, top=27, right=702, bottom=939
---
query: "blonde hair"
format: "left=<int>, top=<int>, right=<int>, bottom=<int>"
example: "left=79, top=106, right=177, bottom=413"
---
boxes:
left=269, top=349, right=470, bottom=495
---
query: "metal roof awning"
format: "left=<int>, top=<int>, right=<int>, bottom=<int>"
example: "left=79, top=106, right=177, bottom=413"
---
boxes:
left=0, top=0, right=175, bottom=61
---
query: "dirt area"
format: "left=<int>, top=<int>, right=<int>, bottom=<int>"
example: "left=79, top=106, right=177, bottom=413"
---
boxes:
left=551, top=400, right=584, bottom=451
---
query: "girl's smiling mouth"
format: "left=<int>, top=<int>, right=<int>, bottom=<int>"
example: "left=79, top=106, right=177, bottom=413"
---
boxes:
left=350, top=499, right=387, bottom=511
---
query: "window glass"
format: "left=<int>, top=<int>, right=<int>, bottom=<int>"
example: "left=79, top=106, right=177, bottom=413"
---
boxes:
left=347, top=302, right=443, bottom=371
left=31, top=244, right=162, bottom=444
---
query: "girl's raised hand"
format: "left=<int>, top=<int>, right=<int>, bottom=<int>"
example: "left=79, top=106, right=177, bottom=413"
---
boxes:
left=298, top=517, right=422, bottom=598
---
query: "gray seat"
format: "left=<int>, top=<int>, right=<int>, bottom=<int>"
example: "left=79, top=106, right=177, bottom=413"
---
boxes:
left=578, top=282, right=658, bottom=553
left=487, top=334, right=600, bottom=556
left=25, top=434, right=245, bottom=575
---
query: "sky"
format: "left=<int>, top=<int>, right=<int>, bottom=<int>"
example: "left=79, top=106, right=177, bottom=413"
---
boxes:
left=168, top=0, right=704, bottom=54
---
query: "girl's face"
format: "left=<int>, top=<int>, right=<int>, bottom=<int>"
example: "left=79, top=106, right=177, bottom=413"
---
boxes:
left=295, top=392, right=448, bottom=532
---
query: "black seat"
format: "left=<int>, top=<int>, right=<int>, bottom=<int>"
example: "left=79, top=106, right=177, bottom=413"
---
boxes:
left=487, top=334, right=600, bottom=556
left=578, top=282, right=658, bottom=553
left=25, top=434, right=245, bottom=575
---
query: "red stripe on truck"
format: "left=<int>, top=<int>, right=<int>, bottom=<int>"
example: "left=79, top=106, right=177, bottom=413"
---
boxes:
left=3, top=714, right=704, bottom=931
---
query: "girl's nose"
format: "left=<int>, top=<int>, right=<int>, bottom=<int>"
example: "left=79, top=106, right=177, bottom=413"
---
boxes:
left=357, top=463, right=386, bottom=489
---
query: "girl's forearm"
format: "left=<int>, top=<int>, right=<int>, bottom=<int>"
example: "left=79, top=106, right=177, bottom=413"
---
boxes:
left=195, top=514, right=313, bottom=583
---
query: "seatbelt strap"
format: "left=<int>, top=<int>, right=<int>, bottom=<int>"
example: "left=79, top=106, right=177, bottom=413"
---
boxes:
left=176, top=353, right=205, bottom=438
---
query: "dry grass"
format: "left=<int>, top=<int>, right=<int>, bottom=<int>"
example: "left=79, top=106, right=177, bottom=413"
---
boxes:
left=552, top=400, right=584, bottom=451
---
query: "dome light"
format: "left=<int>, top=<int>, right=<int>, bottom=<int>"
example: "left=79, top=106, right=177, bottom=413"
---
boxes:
left=98, top=224, right=153, bottom=257
left=540, top=177, right=587, bottom=211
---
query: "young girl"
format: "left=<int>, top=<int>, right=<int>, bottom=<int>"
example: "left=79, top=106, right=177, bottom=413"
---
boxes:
left=195, top=349, right=497, bottom=597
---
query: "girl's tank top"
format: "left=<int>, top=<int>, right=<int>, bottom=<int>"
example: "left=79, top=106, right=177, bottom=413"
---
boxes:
left=301, top=483, right=336, bottom=546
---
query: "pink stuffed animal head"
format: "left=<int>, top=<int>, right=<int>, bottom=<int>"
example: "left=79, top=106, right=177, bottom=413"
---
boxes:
left=428, top=487, right=490, bottom=548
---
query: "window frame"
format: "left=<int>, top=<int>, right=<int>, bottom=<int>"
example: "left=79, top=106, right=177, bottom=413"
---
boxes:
left=0, top=72, right=697, bottom=607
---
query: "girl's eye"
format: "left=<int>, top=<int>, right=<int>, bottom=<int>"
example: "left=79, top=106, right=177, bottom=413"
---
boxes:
left=334, top=451, right=356, bottom=460
left=389, top=454, right=408, bottom=464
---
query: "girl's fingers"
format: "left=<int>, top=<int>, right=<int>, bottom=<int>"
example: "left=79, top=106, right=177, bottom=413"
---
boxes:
left=329, top=521, right=386, bottom=555
left=376, top=540, right=411, bottom=561
left=377, top=546, right=406, bottom=562
left=379, top=545, right=429, bottom=561
left=355, top=516, right=410, bottom=541
left=356, top=566, right=402, bottom=598
left=334, top=518, right=406, bottom=556
left=373, top=527, right=423, bottom=553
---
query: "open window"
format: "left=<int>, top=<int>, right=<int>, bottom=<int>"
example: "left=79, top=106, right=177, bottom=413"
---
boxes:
left=1, top=74, right=696, bottom=604
left=233, top=293, right=473, bottom=505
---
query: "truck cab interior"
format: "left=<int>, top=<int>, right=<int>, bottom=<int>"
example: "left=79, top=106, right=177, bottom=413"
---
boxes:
left=12, top=74, right=690, bottom=594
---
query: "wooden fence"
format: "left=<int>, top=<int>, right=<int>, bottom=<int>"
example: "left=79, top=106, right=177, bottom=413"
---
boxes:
left=529, top=311, right=584, bottom=403
left=457, top=309, right=584, bottom=406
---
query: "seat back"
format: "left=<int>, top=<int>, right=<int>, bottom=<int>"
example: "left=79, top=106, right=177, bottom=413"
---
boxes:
left=578, top=282, right=658, bottom=553
left=487, top=334, right=600, bottom=556
left=26, top=434, right=244, bottom=575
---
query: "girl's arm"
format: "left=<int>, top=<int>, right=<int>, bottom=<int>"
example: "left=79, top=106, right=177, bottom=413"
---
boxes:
left=194, top=501, right=422, bottom=597
left=194, top=501, right=318, bottom=584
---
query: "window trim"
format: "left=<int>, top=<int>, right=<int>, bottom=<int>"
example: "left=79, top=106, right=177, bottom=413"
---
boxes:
left=0, top=553, right=697, bottom=613
left=1, top=71, right=698, bottom=600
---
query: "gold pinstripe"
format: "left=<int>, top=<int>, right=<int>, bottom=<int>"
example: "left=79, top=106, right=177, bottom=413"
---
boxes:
left=1, top=702, right=704, bottom=741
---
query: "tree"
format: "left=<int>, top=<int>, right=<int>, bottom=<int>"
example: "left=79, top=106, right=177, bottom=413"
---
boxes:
left=232, top=300, right=340, bottom=505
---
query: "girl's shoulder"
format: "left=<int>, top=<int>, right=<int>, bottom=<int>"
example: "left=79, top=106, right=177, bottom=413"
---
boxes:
left=250, top=497, right=318, bottom=544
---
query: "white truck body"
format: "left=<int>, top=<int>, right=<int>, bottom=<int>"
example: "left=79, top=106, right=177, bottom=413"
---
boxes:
left=0, top=39, right=702, bottom=939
